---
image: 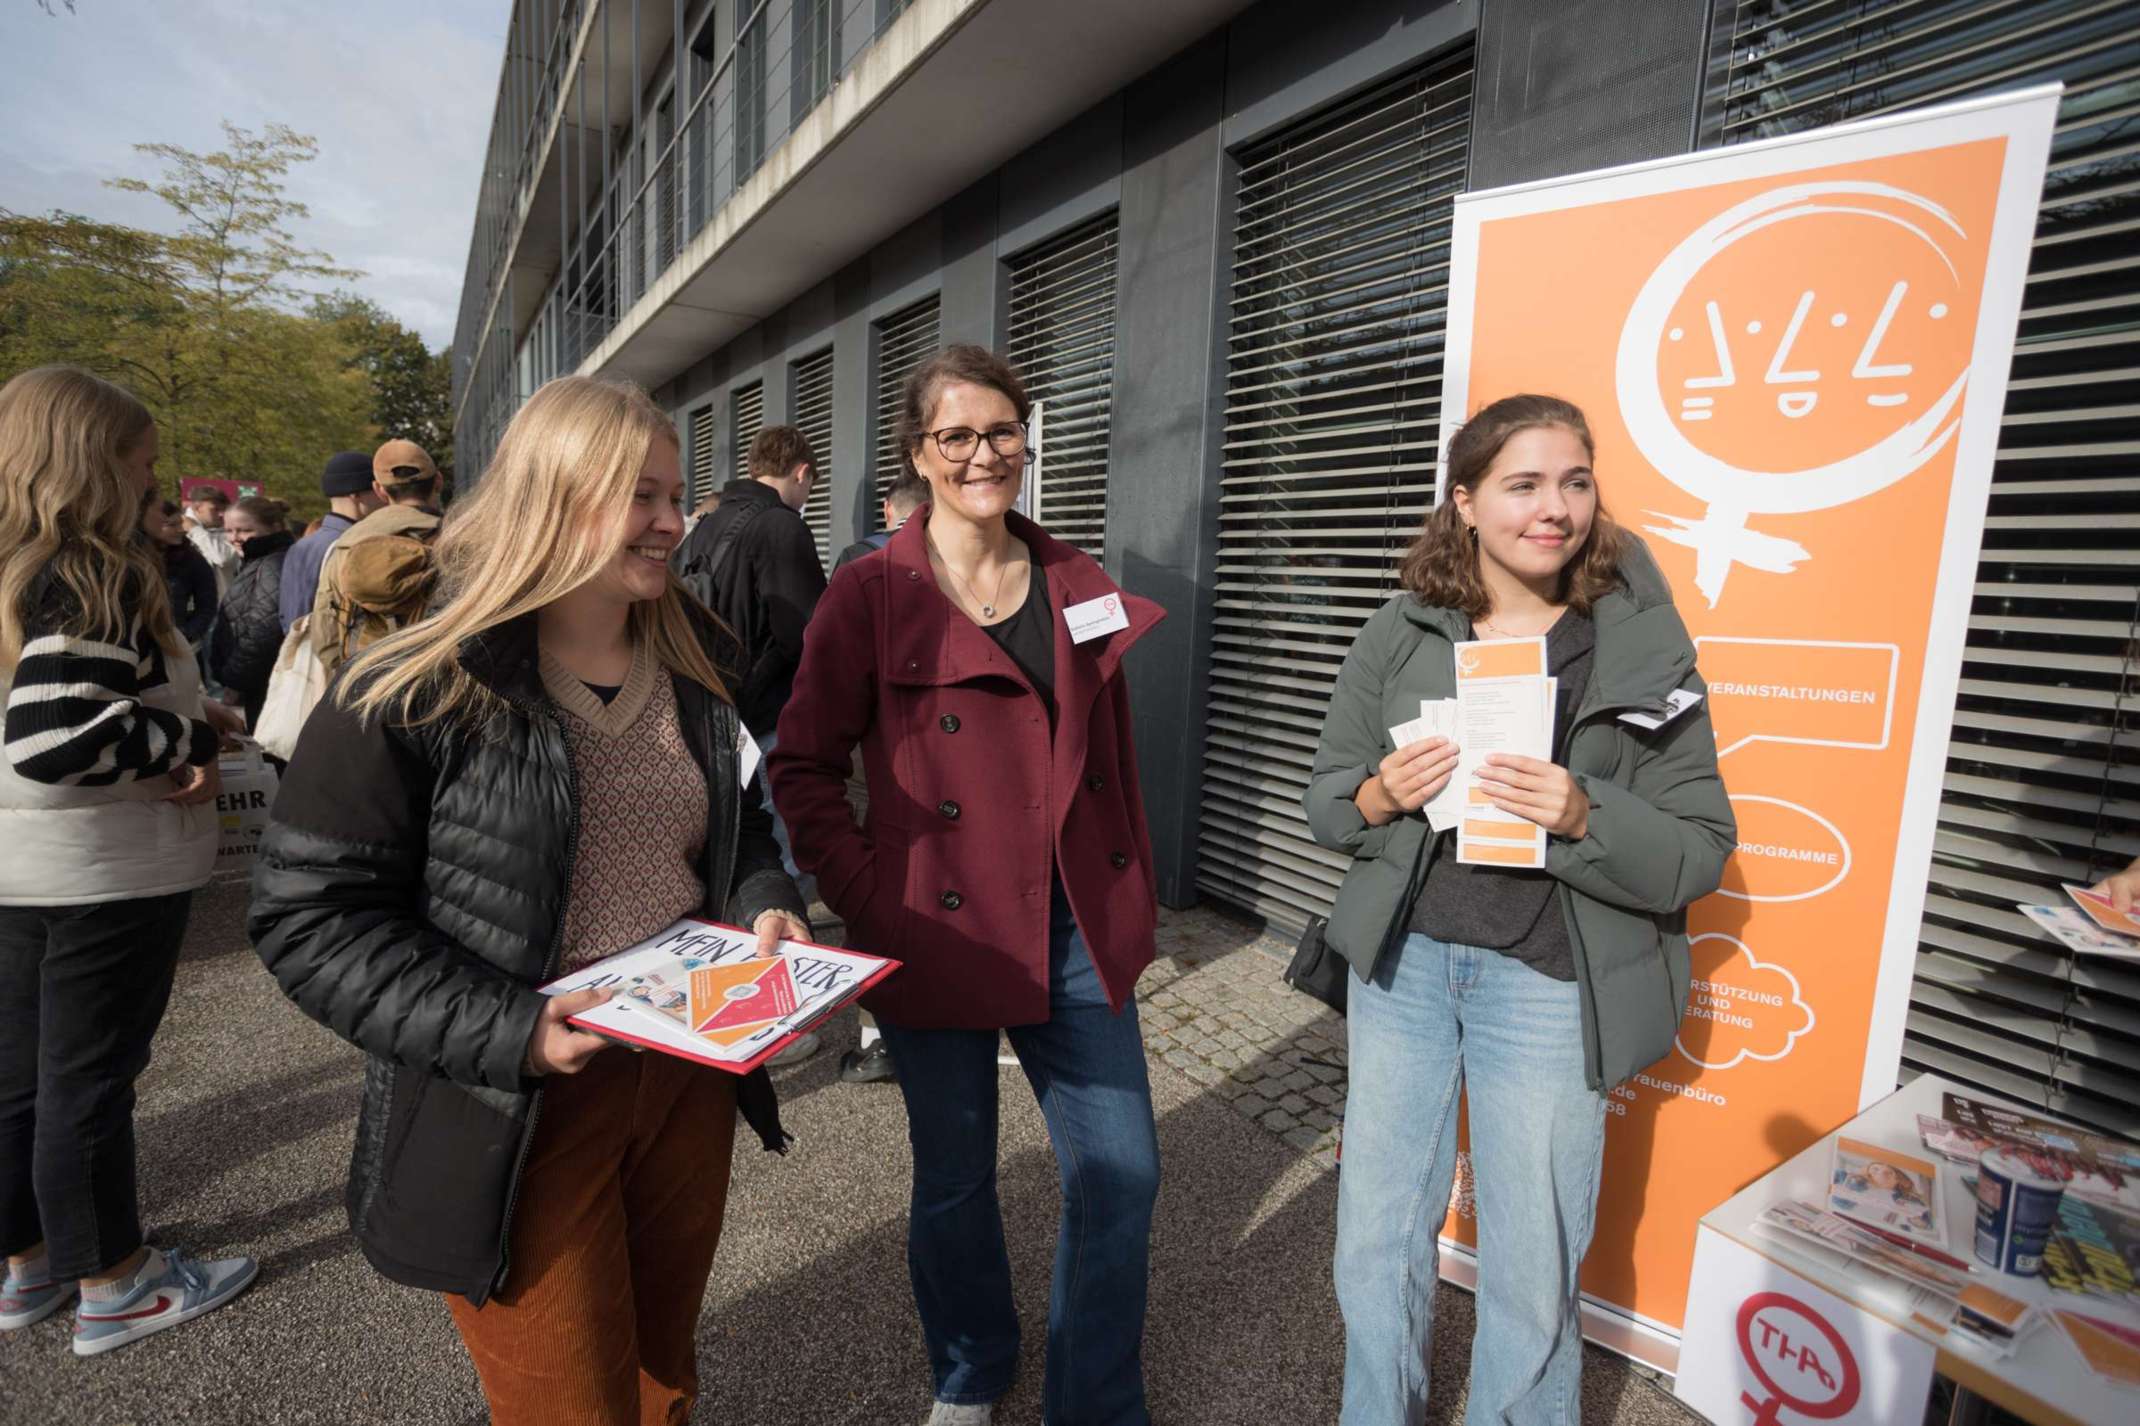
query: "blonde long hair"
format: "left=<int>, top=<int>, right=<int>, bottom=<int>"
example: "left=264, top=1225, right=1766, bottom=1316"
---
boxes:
left=0, top=366, right=176, bottom=673
left=344, top=376, right=730, bottom=728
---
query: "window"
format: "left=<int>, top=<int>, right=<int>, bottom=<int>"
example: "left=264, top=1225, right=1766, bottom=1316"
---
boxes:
left=1006, top=214, right=1120, bottom=561
left=734, top=5, right=767, bottom=180
left=873, top=297, right=942, bottom=515
left=688, top=403, right=716, bottom=504
left=1196, top=55, right=1476, bottom=929
left=732, top=380, right=765, bottom=481
left=793, top=0, right=841, bottom=124
left=792, top=348, right=836, bottom=570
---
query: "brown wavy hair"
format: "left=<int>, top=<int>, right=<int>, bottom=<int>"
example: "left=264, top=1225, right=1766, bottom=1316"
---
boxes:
left=1399, top=393, right=1625, bottom=617
left=897, top=344, right=1031, bottom=473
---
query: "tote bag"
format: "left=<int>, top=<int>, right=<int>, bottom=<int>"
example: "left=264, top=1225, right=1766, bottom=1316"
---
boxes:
left=255, top=616, right=328, bottom=761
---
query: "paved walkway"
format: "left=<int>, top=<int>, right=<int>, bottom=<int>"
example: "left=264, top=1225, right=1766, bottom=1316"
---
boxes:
left=2, top=877, right=1699, bottom=1424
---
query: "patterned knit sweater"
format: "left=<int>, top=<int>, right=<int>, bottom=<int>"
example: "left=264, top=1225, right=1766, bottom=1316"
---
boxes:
left=539, top=641, right=709, bottom=972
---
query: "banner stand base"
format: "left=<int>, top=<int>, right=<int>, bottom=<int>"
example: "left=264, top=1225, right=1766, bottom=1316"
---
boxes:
left=1436, top=1238, right=1682, bottom=1376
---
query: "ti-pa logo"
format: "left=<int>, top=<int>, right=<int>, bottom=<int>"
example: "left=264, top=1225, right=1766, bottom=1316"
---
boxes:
left=1733, top=1291, right=1861, bottom=1425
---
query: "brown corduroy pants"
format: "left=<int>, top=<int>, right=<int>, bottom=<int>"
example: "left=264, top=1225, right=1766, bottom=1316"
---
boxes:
left=447, top=1049, right=738, bottom=1426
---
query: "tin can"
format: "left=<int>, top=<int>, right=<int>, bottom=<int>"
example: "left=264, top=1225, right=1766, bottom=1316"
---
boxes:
left=1973, top=1146, right=2064, bottom=1276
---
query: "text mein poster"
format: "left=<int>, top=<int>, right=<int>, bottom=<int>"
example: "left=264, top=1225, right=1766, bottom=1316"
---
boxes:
left=1435, top=87, right=2059, bottom=1363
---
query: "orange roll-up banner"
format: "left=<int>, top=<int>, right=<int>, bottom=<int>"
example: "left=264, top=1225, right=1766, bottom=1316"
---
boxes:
left=1435, top=87, right=2060, bottom=1366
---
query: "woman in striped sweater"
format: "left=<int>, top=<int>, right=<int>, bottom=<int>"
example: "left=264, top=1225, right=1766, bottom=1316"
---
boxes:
left=0, top=366, right=256, bottom=1356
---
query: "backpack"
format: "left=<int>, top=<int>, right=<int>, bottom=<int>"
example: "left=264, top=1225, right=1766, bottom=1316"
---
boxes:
left=316, top=528, right=441, bottom=675
left=676, top=501, right=775, bottom=618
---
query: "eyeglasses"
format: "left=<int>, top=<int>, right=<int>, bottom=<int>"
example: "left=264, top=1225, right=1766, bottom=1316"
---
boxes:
left=917, top=422, right=1028, bottom=463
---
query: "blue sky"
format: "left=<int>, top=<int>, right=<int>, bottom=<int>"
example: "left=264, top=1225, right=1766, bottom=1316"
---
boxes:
left=1, top=0, right=511, bottom=349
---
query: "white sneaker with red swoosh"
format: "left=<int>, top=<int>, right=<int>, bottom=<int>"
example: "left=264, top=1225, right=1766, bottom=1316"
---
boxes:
left=0, top=1271, right=76, bottom=1330
left=72, top=1248, right=257, bottom=1357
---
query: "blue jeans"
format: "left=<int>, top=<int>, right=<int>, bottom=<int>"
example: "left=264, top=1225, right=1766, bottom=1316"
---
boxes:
left=875, top=887, right=1159, bottom=1425
left=1336, top=933, right=1607, bottom=1426
left=754, top=728, right=815, bottom=903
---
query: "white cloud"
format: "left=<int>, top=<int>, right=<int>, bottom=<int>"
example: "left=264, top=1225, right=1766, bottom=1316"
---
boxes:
left=0, top=0, right=511, bottom=350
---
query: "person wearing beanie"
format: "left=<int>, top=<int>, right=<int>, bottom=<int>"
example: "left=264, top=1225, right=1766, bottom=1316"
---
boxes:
left=307, top=439, right=446, bottom=678
left=279, top=451, right=386, bottom=633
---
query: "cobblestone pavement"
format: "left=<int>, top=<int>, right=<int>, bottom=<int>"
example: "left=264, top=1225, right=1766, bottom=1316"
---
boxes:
left=1138, top=909, right=1348, bottom=1163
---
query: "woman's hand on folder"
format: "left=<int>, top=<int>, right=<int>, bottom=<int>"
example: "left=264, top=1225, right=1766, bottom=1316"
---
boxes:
left=525, top=985, right=616, bottom=1077
left=752, top=910, right=811, bottom=959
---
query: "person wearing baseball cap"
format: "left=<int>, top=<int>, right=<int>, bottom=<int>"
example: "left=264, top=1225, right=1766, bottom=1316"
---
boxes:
left=307, top=440, right=446, bottom=677
left=278, top=451, right=386, bottom=633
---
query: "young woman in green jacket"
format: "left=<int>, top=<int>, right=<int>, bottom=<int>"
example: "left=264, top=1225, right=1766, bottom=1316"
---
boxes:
left=1305, top=394, right=1733, bottom=1425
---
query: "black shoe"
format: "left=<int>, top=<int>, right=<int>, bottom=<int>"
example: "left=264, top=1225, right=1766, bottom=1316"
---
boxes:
left=839, top=1042, right=897, bottom=1084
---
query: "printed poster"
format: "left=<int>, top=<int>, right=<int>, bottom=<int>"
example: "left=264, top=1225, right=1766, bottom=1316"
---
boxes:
left=1678, top=1226, right=1936, bottom=1426
left=1437, top=86, right=2060, bottom=1355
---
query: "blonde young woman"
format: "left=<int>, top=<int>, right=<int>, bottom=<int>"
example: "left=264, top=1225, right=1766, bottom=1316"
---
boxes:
left=248, top=376, right=810, bottom=1425
left=0, top=366, right=254, bottom=1355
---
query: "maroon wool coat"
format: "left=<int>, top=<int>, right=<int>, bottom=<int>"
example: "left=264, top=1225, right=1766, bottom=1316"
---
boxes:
left=767, top=508, right=1165, bottom=1029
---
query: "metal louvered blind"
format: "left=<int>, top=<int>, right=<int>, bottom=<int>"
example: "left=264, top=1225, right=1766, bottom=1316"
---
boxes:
left=875, top=297, right=941, bottom=510
left=1196, top=55, right=1475, bottom=930
left=688, top=403, right=715, bottom=503
left=1705, top=0, right=2140, bottom=1136
left=732, top=381, right=764, bottom=482
left=1007, top=215, right=1119, bottom=560
left=793, top=348, right=835, bottom=570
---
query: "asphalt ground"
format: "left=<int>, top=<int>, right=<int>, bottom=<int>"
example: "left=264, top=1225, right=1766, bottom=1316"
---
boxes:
left=1, top=876, right=1699, bottom=1425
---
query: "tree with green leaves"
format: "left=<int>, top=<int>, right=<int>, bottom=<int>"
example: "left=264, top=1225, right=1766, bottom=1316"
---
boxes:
left=2, top=123, right=393, bottom=516
left=312, top=294, right=454, bottom=482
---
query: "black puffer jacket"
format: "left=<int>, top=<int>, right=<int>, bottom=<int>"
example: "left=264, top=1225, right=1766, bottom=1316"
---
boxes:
left=208, top=529, right=294, bottom=701
left=248, top=612, right=804, bottom=1304
left=162, top=539, right=219, bottom=646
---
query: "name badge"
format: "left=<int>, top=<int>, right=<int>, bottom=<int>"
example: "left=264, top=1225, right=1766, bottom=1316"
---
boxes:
left=1618, top=688, right=1703, bottom=731
left=1064, top=593, right=1130, bottom=644
left=738, top=724, right=763, bottom=787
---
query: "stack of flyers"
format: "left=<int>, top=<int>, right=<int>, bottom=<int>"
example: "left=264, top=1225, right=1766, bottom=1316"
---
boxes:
left=1829, top=1137, right=1945, bottom=1248
left=2051, top=1309, right=2140, bottom=1387
left=2016, top=884, right=2140, bottom=961
left=1389, top=698, right=1461, bottom=832
left=2042, top=1193, right=2140, bottom=1307
left=1947, top=1284, right=2042, bottom=1360
left=1753, top=1198, right=2038, bottom=1358
left=1918, top=1093, right=2140, bottom=1212
left=542, top=917, right=899, bottom=1073
left=1451, top=637, right=1554, bottom=869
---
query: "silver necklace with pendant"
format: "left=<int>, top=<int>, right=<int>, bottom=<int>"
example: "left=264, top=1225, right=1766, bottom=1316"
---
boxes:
left=931, top=538, right=1014, bottom=620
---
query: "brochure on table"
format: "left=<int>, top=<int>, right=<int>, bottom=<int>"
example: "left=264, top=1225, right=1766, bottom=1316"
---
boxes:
left=542, top=917, right=898, bottom=1075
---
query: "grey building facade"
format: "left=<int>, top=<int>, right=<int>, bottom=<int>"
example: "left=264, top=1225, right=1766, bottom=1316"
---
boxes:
left=453, top=0, right=2139, bottom=1135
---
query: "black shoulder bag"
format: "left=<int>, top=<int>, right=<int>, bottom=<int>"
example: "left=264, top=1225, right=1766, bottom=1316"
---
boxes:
left=1283, top=915, right=1349, bottom=1015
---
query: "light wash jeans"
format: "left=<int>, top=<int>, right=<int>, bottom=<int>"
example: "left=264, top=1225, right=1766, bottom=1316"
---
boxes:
left=1336, top=932, right=1607, bottom=1426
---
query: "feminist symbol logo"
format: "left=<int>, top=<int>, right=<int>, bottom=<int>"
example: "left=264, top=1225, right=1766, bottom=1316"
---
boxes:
left=1616, top=181, right=1973, bottom=608
left=1734, top=1292, right=1862, bottom=1425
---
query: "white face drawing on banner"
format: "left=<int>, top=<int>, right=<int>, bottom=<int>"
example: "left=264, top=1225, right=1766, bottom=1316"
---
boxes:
left=1615, top=181, right=1973, bottom=608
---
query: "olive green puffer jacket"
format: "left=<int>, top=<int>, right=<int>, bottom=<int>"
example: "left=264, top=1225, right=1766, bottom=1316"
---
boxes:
left=1303, top=538, right=1735, bottom=1089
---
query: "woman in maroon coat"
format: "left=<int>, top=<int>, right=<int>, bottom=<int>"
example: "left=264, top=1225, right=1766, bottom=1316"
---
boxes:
left=770, top=345, right=1163, bottom=1426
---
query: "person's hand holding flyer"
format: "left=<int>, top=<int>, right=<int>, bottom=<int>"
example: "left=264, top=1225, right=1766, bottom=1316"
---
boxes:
left=543, top=917, right=898, bottom=1075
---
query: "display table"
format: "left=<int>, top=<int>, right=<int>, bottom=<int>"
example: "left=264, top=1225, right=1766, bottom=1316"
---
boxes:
left=1675, top=1073, right=2135, bottom=1426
